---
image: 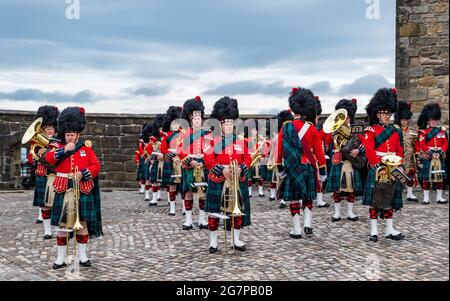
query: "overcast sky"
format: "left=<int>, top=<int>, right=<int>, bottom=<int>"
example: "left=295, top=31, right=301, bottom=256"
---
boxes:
left=0, top=0, right=396, bottom=114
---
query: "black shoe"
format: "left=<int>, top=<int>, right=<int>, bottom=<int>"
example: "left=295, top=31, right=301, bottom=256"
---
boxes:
left=144, top=198, right=150, bottom=202
left=36, top=219, right=43, bottom=224
left=289, top=233, right=302, bottom=239
left=168, top=212, right=176, bottom=216
left=304, top=227, right=313, bottom=236
left=369, top=235, right=378, bottom=242
left=149, top=202, right=157, bottom=207
left=422, top=201, right=430, bottom=205
left=52, top=262, right=67, bottom=270
left=318, top=203, right=331, bottom=208
left=437, top=200, right=449, bottom=204
left=258, top=194, right=265, bottom=198
left=198, top=224, right=208, bottom=230
left=233, top=245, right=246, bottom=252
left=157, top=198, right=162, bottom=202
left=182, top=212, right=186, bottom=216
left=279, top=203, right=287, bottom=209
left=407, top=197, right=419, bottom=203
left=347, top=216, right=359, bottom=222
left=44, top=234, right=53, bottom=240
left=269, top=197, right=275, bottom=201
left=79, top=260, right=91, bottom=267
left=183, top=225, right=193, bottom=230
left=386, top=233, right=405, bottom=241
left=249, top=195, right=252, bottom=198
left=209, top=247, right=218, bottom=254
left=331, top=216, right=341, bottom=222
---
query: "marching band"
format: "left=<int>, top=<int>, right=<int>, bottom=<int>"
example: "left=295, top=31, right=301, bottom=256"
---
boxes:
left=21, top=86, right=448, bottom=269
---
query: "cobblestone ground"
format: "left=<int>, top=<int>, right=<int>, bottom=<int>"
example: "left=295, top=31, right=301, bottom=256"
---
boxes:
left=0, top=188, right=448, bottom=281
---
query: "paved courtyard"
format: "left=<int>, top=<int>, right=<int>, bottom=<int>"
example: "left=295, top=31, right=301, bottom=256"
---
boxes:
left=0, top=188, right=448, bottom=281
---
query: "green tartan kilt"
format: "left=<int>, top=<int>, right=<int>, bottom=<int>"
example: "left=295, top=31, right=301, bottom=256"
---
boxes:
left=302, top=164, right=317, bottom=201
left=181, top=168, right=209, bottom=193
left=264, top=168, right=274, bottom=182
left=51, top=187, right=102, bottom=237
left=33, top=175, right=47, bottom=207
left=205, top=178, right=251, bottom=227
left=143, top=160, right=150, bottom=180
left=325, top=162, right=363, bottom=195
left=136, top=158, right=145, bottom=181
left=161, top=160, right=175, bottom=186
left=150, top=161, right=163, bottom=183
left=362, top=168, right=403, bottom=209
left=419, top=157, right=447, bottom=183
left=248, top=164, right=266, bottom=180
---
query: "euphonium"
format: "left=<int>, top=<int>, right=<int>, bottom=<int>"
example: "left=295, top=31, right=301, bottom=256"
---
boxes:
left=21, top=117, right=51, bottom=161
left=375, top=154, right=404, bottom=184
left=323, top=109, right=352, bottom=151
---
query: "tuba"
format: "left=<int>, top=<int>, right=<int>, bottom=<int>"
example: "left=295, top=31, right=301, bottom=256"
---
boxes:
left=21, top=118, right=51, bottom=161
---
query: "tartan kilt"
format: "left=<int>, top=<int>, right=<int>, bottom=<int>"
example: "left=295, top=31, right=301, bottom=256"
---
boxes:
left=136, top=158, right=145, bottom=181
left=150, top=160, right=163, bottom=183
left=51, top=187, right=102, bottom=237
left=33, top=175, right=47, bottom=207
left=325, top=162, right=363, bottom=195
left=205, top=178, right=251, bottom=227
left=280, top=170, right=306, bottom=202
left=362, top=168, right=403, bottom=209
left=161, top=161, right=175, bottom=186
left=181, top=168, right=209, bottom=193
left=264, top=168, right=274, bottom=182
left=143, top=160, right=150, bottom=180
left=301, top=164, right=317, bottom=201
left=419, top=157, right=447, bottom=183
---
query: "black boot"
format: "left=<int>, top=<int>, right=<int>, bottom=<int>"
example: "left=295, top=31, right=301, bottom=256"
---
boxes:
left=304, top=227, right=313, bottom=236
left=52, top=262, right=67, bottom=270
left=279, top=203, right=287, bottom=209
left=331, top=216, right=341, bottom=222
left=79, top=260, right=91, bottom=267
left=183, top=225, right=193, bottom=230
left=289, top=233, right=302, bottom=239
left=209, top=247, right=218, bottom=254
left=407, top=197, right=419, bottom=203
left=387, top=233, right=405, bottom=241
left=318, top=203, right=331, bottom=208
left=233, top=245, right=246, bottom=252
left=347, top=216, right=359, bottom=222
left=44, top=234, right=53, bottom=240
left=369, top=235, right=378, bottom=242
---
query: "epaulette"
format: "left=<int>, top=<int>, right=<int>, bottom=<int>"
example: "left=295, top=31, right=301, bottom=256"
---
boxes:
left=364, top=126, right=375, bottom=133
left=393, top=124, right=400, bottom=129
left=84, top=140, right=92, bottom=147
left=441, top=127, right=447, bottom=132
left=237, top=135, right=245, bottom=141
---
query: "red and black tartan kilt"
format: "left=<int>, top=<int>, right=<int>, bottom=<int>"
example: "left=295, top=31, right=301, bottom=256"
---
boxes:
left=33, top=175, right=47, bottom=207
left=205, top=178, right=251, bottom=227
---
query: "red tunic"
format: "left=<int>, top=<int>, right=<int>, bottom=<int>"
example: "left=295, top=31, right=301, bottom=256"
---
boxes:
left=363, top=125, right=404, bottom=167
left=45, top=142, right=101, bottom=194
left=275, top=119, right=327, bottom=169
left=177, top=128, right=211, bottom=168
left=204, top=135, right=252, bottom=183
left=134, top=142, right=145, bottom=163
left=418, top=127, right=448, bottom=154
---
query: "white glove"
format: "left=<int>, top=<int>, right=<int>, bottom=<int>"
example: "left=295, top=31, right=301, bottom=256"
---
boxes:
left=319, top=175, right=327, bottom=182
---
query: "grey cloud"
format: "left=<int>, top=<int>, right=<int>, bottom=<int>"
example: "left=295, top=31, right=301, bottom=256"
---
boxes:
left=308, top=81, right=333, bottom=94
left=204, top=80, right=289, bottom=96
left=127, top=84, right=170, bottom=97
left=338, top=75, right=394, bottom=95
left=0, top=89, right=99, bottom=102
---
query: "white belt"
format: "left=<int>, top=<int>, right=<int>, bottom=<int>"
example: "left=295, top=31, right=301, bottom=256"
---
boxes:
left=56, top=172, right=72, bottom=179
left=429, top=147, right=443, bottom=151
left=376, top=152, right=388, bottom=157
left=189, top=154, right=204, bottom=159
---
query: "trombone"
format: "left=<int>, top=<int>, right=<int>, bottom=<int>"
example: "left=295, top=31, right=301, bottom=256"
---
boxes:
left=59, top=167, right=84, bottom=272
